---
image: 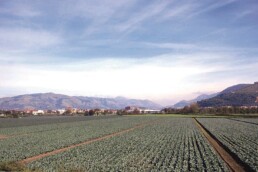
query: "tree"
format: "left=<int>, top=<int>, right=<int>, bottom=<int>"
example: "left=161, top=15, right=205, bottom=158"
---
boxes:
left=89, top=110, right=95, bottom=116
left=189, top=103, right=200, bottom=114
left=222, top=106, right=229, bottom=114
left=64, top=109, right=72, bottom=115
left=132, top=109, right=140, bottom=114
left=182, top=106, right=190, bottom=114
left=84, top=110, right=89, bottom=116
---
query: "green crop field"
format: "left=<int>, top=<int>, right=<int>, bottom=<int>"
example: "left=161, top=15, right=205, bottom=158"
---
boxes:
left=197, top=118, right=258, bottom=171
left=0, top=115, right=257, bottom=171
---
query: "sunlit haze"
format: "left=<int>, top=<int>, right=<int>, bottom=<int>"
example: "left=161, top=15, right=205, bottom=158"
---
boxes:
left=0, top=0, right=258, bottom=105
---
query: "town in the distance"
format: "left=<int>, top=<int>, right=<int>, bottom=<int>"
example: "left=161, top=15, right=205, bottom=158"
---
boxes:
left=1, top=82, right=258, bottom=118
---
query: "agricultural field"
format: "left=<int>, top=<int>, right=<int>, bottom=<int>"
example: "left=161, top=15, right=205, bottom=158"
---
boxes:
left=27, top=118, right=228, bottom=171
left=197, top=118, right=258, bottom=171
left=0, top=115, right=257, bottom=171
left=0, top=115, right=118, bottom=128
left=0, top=116, right=159, bottom=162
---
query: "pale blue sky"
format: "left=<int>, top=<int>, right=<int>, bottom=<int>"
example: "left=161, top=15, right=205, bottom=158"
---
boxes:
left=0, top=0, right=258, bottom=105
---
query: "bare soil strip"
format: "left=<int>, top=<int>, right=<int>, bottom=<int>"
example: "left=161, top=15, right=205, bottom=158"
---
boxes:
left=19, top=121, right=157, bottom=165
left=0, top=133, right=30, bottom=141
left=0, top=134, right=8, bottom=140
left=193, top=118, right=254, bottom=172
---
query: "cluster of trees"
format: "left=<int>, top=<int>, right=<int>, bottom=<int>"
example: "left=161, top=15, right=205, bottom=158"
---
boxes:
left=84, top=109, right=96, bottom=116
left=116, top=109, right=141, bottom=115
left=162, top=103, right=258, bottom=115
left=84, top=109, right=116, bottom=116
left=51, top=109, right=117, bottom=116
left=162, top=103, right=199, bottom=114
left=0, top=109, right=117, bottom=118
left=0, top=110, right=25, bottom=118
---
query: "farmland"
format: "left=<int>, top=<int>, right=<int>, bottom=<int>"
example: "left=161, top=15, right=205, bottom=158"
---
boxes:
left=0, top=116, right=158, bottom=162
left=0, top=115, right=257, bottom=171
left=197, top=118, right=258, bottom=171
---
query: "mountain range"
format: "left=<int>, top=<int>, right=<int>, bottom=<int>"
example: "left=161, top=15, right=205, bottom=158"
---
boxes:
left=172, top=93, right=218, bottom=108
left=171, top=82, right=258, bottom=108
left=1, top=82, right=257, bottom=110
left=198, top=82, right=258, bottom=107
left=0, top=93, right=162, bottom=110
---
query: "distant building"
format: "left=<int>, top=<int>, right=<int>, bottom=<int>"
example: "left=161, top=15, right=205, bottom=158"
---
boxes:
left=141, top=109, right=161, bottom=114
left=57, top=109, right=66, bottom=115
left=0, top=113, right=6, bottom=117
left=124, top=106, right=160, bottom=114
left=109, top=110, right=117, bottom=115
left=32, top=110, right=44, bottom=115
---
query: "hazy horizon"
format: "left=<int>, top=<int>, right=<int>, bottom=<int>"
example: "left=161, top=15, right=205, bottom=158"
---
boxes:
left=1, top=0, right=258, bottom=106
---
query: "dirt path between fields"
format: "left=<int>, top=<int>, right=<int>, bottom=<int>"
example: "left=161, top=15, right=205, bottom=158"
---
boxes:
left=193, top=118, right=251, bottom=172
left=0, top=133, right=30, bottom=140
left=0, top=134, right=8, bottom=140
left=19, top=120, right=158, bottom=165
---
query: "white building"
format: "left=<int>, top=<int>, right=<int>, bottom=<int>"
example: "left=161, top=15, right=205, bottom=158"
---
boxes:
left=57, top=109, right=66, bottom=115
left=141, top=109, right=161, bottom=114
left=32, top=110, right=45, bottom=115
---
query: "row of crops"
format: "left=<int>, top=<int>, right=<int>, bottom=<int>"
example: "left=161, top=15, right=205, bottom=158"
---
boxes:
left=197, top=118, right=258, bottom=171
left=0, top=116, right=126, bottom=135
left=0, top=115, right=119, bottom=128
left=0, top=116, right=257, bottom=171
left=0, top=116, right=160, bottom=162
left=27, top=118, right=229, bottom=171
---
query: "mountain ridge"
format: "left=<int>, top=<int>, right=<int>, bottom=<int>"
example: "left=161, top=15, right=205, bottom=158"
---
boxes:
left=198, top=82, right=258, bottom=107
left=171, top=93, right=218, bottom=108
left=0, top=93, right=162, bottom=110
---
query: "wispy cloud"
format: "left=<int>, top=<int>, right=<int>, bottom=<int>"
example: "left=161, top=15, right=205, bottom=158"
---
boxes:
left=115, top=1, right=171, bottom=34
left=159, top=2, right=196, bottom=21
left=0, top=3, right=41, bottom=17
left=142, top=42, right=197, bottom=50
left=56, top=0, right=138, bottom=36
left=0, top=28, right=63, bottom=52
left=189, top=0, right=237, bottom=18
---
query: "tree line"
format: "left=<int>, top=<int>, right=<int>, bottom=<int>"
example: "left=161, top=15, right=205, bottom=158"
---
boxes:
left=162, top=103, right=258, bottom=115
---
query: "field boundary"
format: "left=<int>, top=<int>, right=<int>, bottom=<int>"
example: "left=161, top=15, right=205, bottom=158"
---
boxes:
left=0, top=133, right=31, bottom=141
left=193, top=118, right=254, bottom=172
left=226, top=118, right=258, bottom=126
left=19, top=120, right=158, bottom=165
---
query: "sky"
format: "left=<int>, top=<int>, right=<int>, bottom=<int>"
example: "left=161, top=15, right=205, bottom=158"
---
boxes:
left=0, top=0, right=258, bottom=105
